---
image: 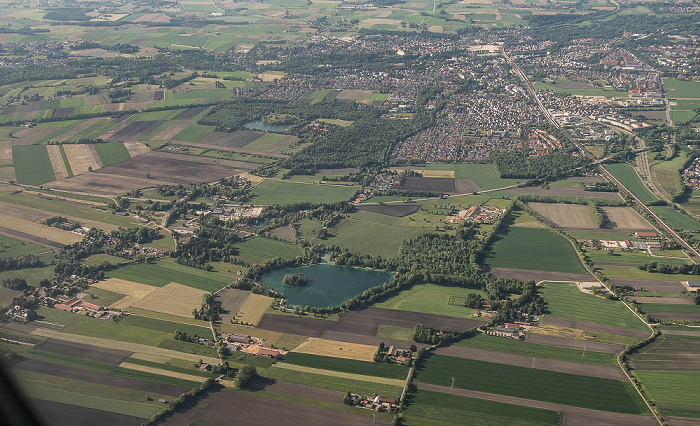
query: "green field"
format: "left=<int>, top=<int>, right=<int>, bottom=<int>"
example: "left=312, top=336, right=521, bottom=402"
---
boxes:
left=282, top=352, right=408, bottom=380
left=457, top=333, right=618, bottom=366
left=12, top=145, right=56, bottom=185
left=405, top=389, right=562, bottom=426
left=374, top=283, right=485, bottom=319
left=637, top=303, right=700, bottom=314
left=158, top=339, right=218, bottom=357
left=173, top=123, right=216, bottom=142
left=587, top=249, right=692, bottom=266
left=242, top=133, right=290, bottom=152
left=94, top=142, right=131, bottom=166
left=535, top=79, right=629, bottom=98
left=106, top=260, right=231, bottom=291
left=650, top=206, right=700, bottom=231
left=651, top=154, right=685, bottom=198
left=234, top=236, right=301, bottom=264
left=423, top=163, right=523, bottom=190
left=664, top=78, right=700, bottom=98
left=250, top=180, right=357, bottom=205
left=304, top=217, right=430, bottom=258
left=82, top=287, right=126, bottom=307
left=635, top=371, right=700, bottom=417
left=0, top=234, right=47, bottom=257
left=417, top=354, right=648, bottom=414
left=262, top=365, right=402, bottom=400
left=541, top=282, right=648, bottom=331
left=119, top=314, right=211, bottom=336
left=485, top=227, right=587, bottom=274
left=603, top=163, right=658, bottom=204
left=37, top=307, right=170, bottom=346
left=670, top=110, right=698, bottom=124
left=376, top=324, right=415, bottom=341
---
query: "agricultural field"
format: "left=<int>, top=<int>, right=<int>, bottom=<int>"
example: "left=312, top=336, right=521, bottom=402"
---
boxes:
left=374, top=283, right=486, bottom=319
left=629, top=334, right=700, bottom=371
left=233, top=237, right=301, bottom=264
left=12, top=145, right=55, bottom=185
left=456, top=333, right=618, bottom=366
left=416, top=354, right=649, bottom=414
left=404, top=389, right=562, bottom=426
left=105, top=260, right=231, bottom=292
left=235, top=293, right=274, bottom=326
left=540, top=282, right=648, bottom=331
left=291, top=338, right=377, bottom=362
left=650, top=206, right=700, bottom=231
left=249, top=180, right=358, bottom=205
left=535, top=79, right=629, bottom=97
left=485, top=226, right=588, bottom=274
left=651, top=154, right=686, bottom=199
left=603, top=163, right=658, bottom=204
left=423, top=163, right=523, bottom=190
left=94, top=142, right=132, bottom=166
left=282, top=352, right=408, bottom=381
left=528, top=202, right=598, bottom=228
left=634, top=370, right=700, bottom=418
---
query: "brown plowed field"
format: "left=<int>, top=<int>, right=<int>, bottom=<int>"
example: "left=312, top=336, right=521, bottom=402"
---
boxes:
left=53, top=107, right=75, bottom=118
left=31, top=400, right=143, bottom=426
left=488, top=267, right=592, bottom=283
left=16, top=358, right=189, bottom=396
left=666, top=416, right=700, bottom=426
left=150, top=119, right=193, bottom=140
left=93, top=152, right=252, bottom=184
left=257, top=380, right=345, bottom=402
left=357, top=204, right=421, bottom=217
left=216, top=288, right=250, bottom=324
left=108, top=120, right=165, bottom=142
left=601, top=207, right=654, bottom=230
left=174, top=106, right=207, bottom=119
left=257, top=307, right=480, bottom=338
left=195, top=131, right=264, bottom=148
left=34, top=338, right=133, bottom=365
left=612, top=278, right=685, bottom=292
left=542, top=316, right=649, bottom=339
left=415, top=383, right=657, bottom=426
left=163, top=390, right=388, bottom=426
left=391, top=177, right=456, bottom=193
left=11, top=128, right=57, bottom=145
left=529, top=203, right=598, bottom=228
left=661, top=329, right=700, bottom=337
left=525, top=333, right=624, bottom=353
left=628, top=334, right=700, bottom=371
left=47, top=173, right=169, bottom=195
left=433, top=345, right=626, bottom=380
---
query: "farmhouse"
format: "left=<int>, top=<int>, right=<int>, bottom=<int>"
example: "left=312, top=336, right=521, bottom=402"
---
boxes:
left=635, top=231, right=659, bottom=239
left=257, top=347, right=281, bottom=357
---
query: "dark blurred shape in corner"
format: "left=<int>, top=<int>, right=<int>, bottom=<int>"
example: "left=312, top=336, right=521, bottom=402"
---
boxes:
left=0, top=356, right=43, bottom=426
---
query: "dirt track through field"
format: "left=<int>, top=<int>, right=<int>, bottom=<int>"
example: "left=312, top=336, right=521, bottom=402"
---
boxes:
left=542, top=316, right=649, bottom=339
left=415, top=383, right=657, bottom=426
left=433, top=346, right=626, bottom=380
left=488, top=267, right=592, bottom=283
left=525, top=333, right=625, bottom=353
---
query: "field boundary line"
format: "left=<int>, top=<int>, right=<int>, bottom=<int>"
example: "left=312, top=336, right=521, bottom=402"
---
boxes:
left=272, top=363, right=405, bottom=387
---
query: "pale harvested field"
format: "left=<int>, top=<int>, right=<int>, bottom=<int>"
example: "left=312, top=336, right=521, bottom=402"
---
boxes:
left=83, top=94, right=110, bottom=105
left=123, top=141, right=150, bottom=157
left=0, top=214, right=81, bottom=245
left=47, top=172, right=169, bottom=196
left=131, top=282, right=206, bottom=318
left=129, top=352, right=171, bottom=363
left=361, top=19, right=402, bottom=26
left=11, top=128, right=57, bottom=146
left=273, top=363, right=405, bottom=387
left=91, top=279, right=156, bottom=309
left=529, top=202, right=598, bottom=228
left=30, top=328, right=219, bottom=364
left=64, top=144, right=103, bottom=175
left=335, top=89, right=372, bottom=100
left=235, top=294, right=274, bottom=326
left=601, top=206, right=654, bottom=230
left=0, top=167, right=15, bottom=181
left=46, top=145, right=70, bottom=179
left=150, top=119, right=193, bottom=140
left=0, top=141, right=12, bottom=162
left=421, top=170, right=455, bottom=178
left=293, top=337, right=377, bottom=361
left=135, top=13, right=172, bottom=23
left=119, top=362, right=207, bottom=382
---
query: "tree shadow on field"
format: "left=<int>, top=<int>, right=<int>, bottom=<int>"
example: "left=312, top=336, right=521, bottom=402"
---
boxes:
left=247, top=376, right=276, bottom=392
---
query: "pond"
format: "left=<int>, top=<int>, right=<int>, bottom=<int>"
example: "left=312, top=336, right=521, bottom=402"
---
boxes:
left=243, top=120, right=291, bottom=132
left=260, top=263, right=393, bottom=308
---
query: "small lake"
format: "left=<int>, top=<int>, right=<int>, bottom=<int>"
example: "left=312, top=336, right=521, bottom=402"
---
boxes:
left=243, top=120, right=291, bottom=132
left=260, top=263, right=393, bottom=308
